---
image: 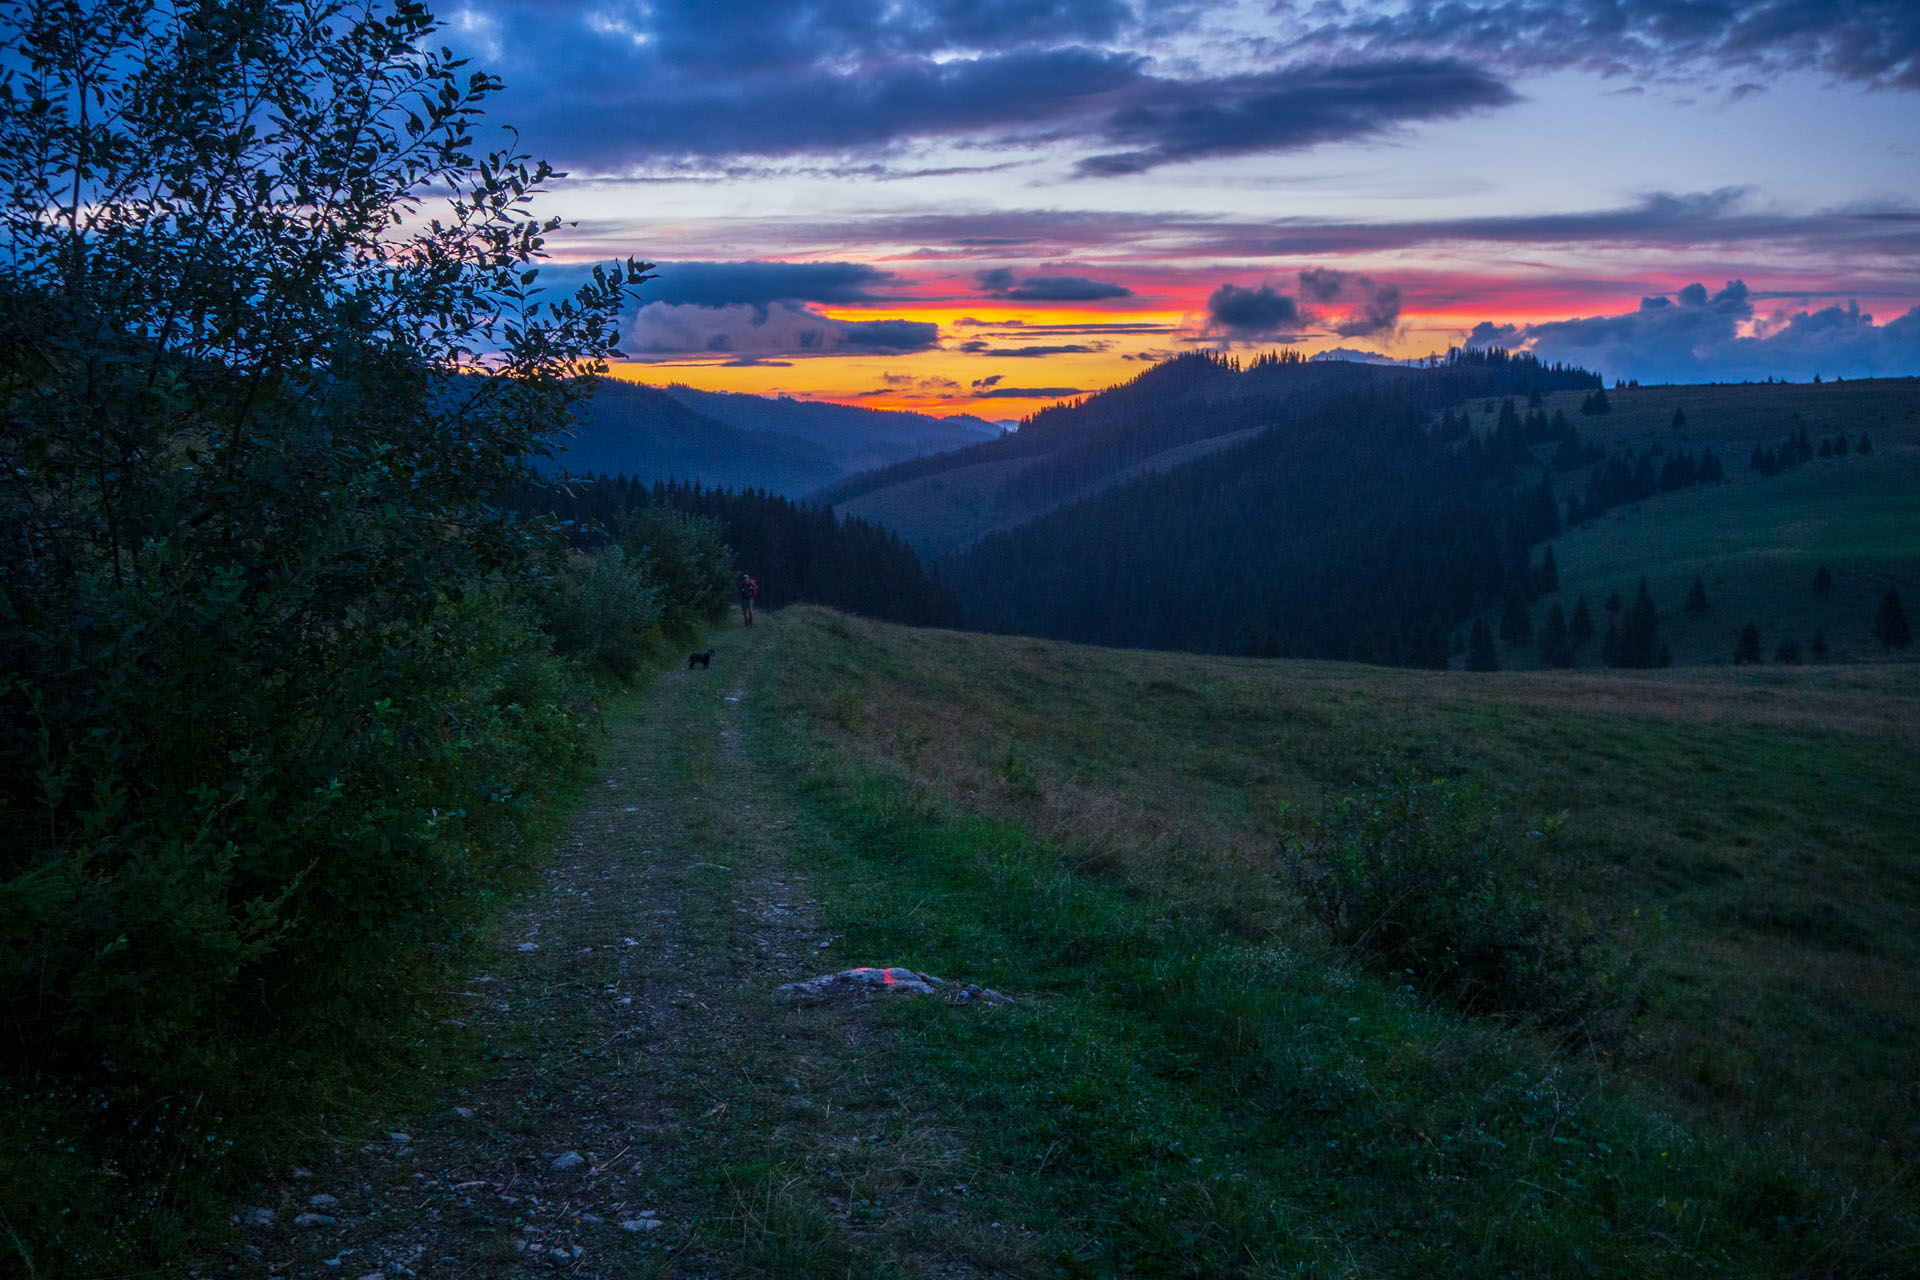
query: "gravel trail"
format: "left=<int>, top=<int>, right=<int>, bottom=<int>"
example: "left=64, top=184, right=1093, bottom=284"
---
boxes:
left=220, top=634, right=835, bottom=1278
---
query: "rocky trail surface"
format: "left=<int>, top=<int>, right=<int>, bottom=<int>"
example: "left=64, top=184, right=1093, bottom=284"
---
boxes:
left=203, top=627, right=999, bottom=1278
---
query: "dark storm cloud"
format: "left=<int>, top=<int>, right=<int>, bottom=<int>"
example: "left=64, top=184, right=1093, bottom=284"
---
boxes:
left=1074, top=60, right=1517, bottom=176
left=1469, top=281, right=1920, bottom=381
left=1289, top=0, right=1920, bottom=91
left=1296, top=267, right=1403, bottom=337
left=973, top=268, right=1134, bottom=300
left=1205, top=283, right=1308, bottom=337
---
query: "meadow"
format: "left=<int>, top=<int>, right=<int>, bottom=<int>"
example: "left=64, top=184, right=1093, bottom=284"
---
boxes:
left=744, top=605, right=1920, bottom=1272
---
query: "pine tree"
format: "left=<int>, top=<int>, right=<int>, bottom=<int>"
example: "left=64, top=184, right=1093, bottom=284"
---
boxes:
left=1813, top=565, right=1833, bottom=595
left=1672, top=407, right=1686, bottom=429
left=1569, top=595, right=1595, bottom=645
left=1775, top=638, right=1801, bottom=664
left=1859, top=433, right=1873, bottom=454
left=1499, top=589, right=1533, bottom=643
left=1539, top=602, right=1574, bottom=668
left=1684, top=577, right=1709, bottom=613
left=1466, top=618, right=1500, bottom=671
left=1536, top=544, right=1560, bottom=594
left=1734, top=621, right=1763, bottom=664
left=1875, top=588, right=1912, bottom=649
left=1811, top=629, right=1828, bottom=658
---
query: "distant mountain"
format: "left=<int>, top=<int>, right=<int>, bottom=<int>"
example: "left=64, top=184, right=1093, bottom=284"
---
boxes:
left=542, top=379, right=841, bottom=494
left=541, top=379, right=1002, bottom=496
left=661, top=384, right=1001, bottom=473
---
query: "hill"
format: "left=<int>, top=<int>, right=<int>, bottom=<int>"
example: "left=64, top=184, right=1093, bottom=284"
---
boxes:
left=822, top=351, right=1416, bottom=555
left=542, top=379, right=1002, bottom=496
left=1456, top=378, right=1920, bottom=669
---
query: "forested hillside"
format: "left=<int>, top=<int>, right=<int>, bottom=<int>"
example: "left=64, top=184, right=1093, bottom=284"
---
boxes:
left=533, top=477, right=964, bottom=627
left=944, top=350, right=1600, bottom=663
left=820, top=351, right=1433, bottom=553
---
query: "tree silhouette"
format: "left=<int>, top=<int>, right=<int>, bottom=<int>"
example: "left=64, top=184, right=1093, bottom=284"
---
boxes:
left=1539, top=602, right=1574, bottom=668
left=1684, top=578, right=1709, bottom=613
left=1467, top=618, right=1500, bottom=671
left=1813, top=565, right=1833, bottom=595
left=1735, top=622, right=1763, bottom=664
left=1876, top=588, right=1912, bottom=649
left=1569, top=595, right=1596, bottom=645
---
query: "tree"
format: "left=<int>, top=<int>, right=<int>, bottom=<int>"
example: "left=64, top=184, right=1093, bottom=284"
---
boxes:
left=1876, top=588, right=1913, bottom=649
left=1672, top=407, right=1686, bottom=429
left=1811, top=629, right=1828, bottom=658
left=1467, top=617, right=1500, bottom=671
left=1499, top=588, right=1533, bottom=644
left=1775, top=638, right=1801, bottom=664
left=1859, top=433, right=1874, bottom=454
left=1569, top=595, right=1596, bottom=645
left=1536, top=544, right=1560, bottom=594
left=1539, top=601, right=1574, bottom=668
left=0, top=0, right=647, bottom=1246
left=1735, top=621, right=1764, bottom=664
left=1685, top=578, right=1709, bottom=613
left=1813, top=565, right=1833, bottom=595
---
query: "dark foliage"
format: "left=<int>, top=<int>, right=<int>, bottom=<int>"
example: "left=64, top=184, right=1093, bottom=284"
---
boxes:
left=530, top=477, right=964, bottom=628
left=1538, top=602, right=1574, bottom=668
left=944, top=352, right=1598, bottom=665
left=1876, top=588, right=1912, bottom=649
left=1603, top=579, right=1666, bottom=669
left=1466, top=618, right=1500, bottom=671
left=1685, top=578, right=1709, bottom=614
left=1280, top=777, right=1629, bottom=1034
left=1813, top=565, right=1833, bottom=595
left=1735, top=622, right=1764, bottom=664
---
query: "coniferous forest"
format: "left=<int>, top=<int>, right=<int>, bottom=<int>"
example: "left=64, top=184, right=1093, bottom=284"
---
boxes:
left=944, top=351, right=1600, bottom=664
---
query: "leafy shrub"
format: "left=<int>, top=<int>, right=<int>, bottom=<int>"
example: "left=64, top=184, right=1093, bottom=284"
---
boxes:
left=1279, top=776, right=1630, bottom=1038
left=539, top=545, right=664, bottom=679
left=619, top=505, right=736, bottom=633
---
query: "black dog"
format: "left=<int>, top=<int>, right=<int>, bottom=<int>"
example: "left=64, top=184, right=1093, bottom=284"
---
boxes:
left=687, top=650, right=713, bottom=669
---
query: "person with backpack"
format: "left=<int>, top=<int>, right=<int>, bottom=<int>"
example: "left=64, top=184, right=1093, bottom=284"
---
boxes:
left=738, top=572, right=759, bottom=626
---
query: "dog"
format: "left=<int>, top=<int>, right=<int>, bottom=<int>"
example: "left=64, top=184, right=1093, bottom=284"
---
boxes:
left=687, top=650, right=713, bottom=669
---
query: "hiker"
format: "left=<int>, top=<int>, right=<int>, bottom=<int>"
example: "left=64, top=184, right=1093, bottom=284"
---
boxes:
left=738, top=572, right=759, bottom=626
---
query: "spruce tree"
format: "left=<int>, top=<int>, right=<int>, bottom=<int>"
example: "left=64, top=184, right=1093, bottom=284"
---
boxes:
left=1813, top=565, right=1833, bottom=594
left=1499, top=589, right=1533, bottom=644
left=1875, top=588, right=1912, bottom=649
left=1775, top=638, right=1801, bottom=664
left=1685, top=577, right=1709, bottom=613
left=1672, top=407, right=1686, bottom=429
left=1569, top=595, right=1596, bottom=645
left=1537, top=544, right=1560, bottom=594
left=1859, top=433, right=1873, bottom=454
left=1539, top=602, right=1574, bottom=668
left=1735, top=621, right=1763, bottom=664
left=1467, top=618, right=1500, bottom=671
left=1811, top=629, right=1828, bottom=658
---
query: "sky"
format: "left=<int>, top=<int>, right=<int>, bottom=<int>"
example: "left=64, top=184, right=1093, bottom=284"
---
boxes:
left=450, top=0, right=1920, bottom=413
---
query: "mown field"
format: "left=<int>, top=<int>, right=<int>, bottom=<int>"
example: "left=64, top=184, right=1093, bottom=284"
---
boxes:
left=748, top=606, right=1920, bottom=1273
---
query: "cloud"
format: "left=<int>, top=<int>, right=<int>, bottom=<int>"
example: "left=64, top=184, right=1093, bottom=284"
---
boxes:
left=1075, top=60, right=1518, bottom=176
left=956, top=340, right=1104, bottom=356
left=1473, top=281, right=1920, bottom=381
left=973, top=268, right=1134, bottom=300
left=1205, top=282, right=1308, bottom=338
left=1296, top=267, right=1403, bottom=337
left=974, top=385, right=1087, bottom=399
left=855, top=371, right=964, bottom=398
left=621, top=300, right=939, bottom=359
left=972, top=374, right=1005, bottom=390
left=1289, top=1, right=1920, bottom=93
left=1203, top=269, right=1406, bottom=340
left=641, top=260, right=900, bottom=307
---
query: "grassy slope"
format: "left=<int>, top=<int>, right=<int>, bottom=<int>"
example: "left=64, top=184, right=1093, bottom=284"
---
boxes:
left=1466, top=378, right=1920, bottom=667
left=757, top=607, right=1919, bottom=1273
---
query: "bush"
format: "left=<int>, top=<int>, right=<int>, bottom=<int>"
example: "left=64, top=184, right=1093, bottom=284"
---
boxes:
left=1279, top=775, right=1630, bottom=1038
left=539, top=546, right=664, bottom=679
left=619, top=506, right=736, bottom=634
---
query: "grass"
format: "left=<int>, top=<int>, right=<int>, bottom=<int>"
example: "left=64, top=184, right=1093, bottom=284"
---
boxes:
left=743, top=606, right=1920, bottom=1274
left=1458, top=378, right=1920, bottom=668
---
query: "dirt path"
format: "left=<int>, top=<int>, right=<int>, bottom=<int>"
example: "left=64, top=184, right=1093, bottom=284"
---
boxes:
left=219, top=630, right=845, bottom=1278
